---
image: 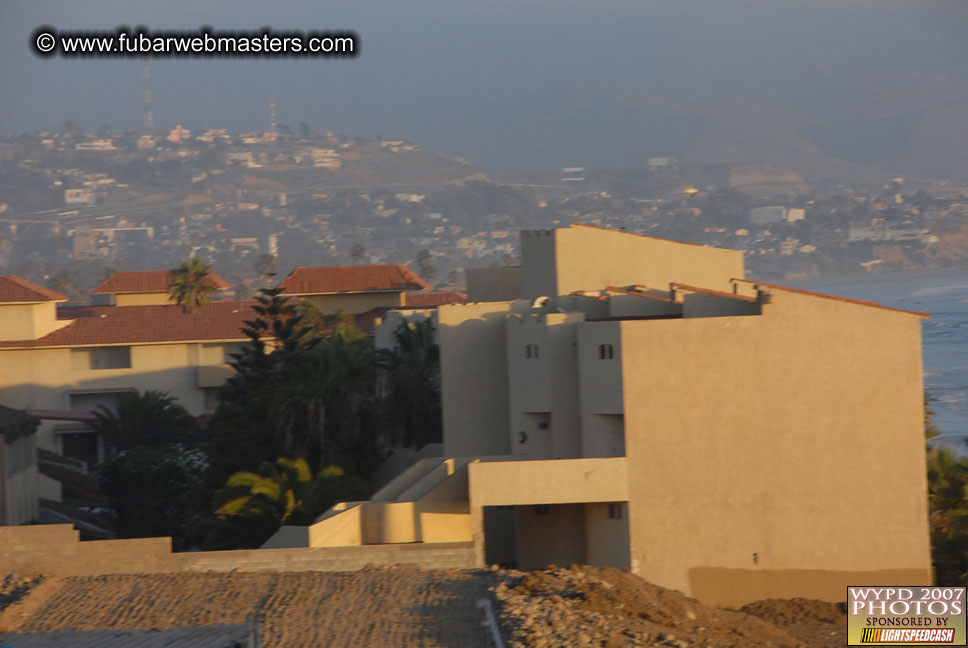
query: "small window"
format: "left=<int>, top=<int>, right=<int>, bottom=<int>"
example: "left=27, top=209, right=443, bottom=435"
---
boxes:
left=599, top=344, right=614, bottom=360
left=534, top=504, right=550, bottom=515
left=607, top=502, right=623, bottom=519
left=525, top=343, right=539, bottom=359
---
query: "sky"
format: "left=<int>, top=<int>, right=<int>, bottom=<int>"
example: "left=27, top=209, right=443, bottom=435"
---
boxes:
left=2, top=0, right=968, bottom=179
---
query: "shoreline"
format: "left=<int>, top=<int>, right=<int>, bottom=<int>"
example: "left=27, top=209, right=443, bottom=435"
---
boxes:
left=776, top=266, right=968, bottom=290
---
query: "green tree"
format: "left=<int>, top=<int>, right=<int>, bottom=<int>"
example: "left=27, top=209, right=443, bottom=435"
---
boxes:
left=201, top=458, right=369, bottom=549
left=379, top=318, right=442, bottom=448
left=88, top=390, right=197, bottom=458
left=416, top=249, right=436, bottom=282
left=99, top=444, right=206, bottom=549
left=169, top=258, right=217, bottom=313
left=350, top=243, right=366, bottom=264
left=924, top=396, right=968, bottom=584
left=254, top=254, right=277, bottom=277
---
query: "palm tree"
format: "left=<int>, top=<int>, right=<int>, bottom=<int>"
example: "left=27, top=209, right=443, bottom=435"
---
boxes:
left=379, top=318, right=442, bottom=448
left=215, top=458, right=369, bottom=528
left=169, top=258, right=217, bottom=313
left=88, top=390, right=197, bottom=458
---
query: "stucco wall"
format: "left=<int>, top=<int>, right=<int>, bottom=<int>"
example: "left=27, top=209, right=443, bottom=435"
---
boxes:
left=585, top=502, right=631, bottom=569
left=521, top=225, right=744, bottom=299
left=115, top=292, right=174, bottom=306
left=619, top=291, right=932, bottom=606
left=438, top=302, right=515, bottom=457
left=0, top=525, right=477, bottom=576
left=0, top=303, right=68, bottom=341
left=516, top=503, right=586, bottom=569
left=466, top=267, right=522, bottom=302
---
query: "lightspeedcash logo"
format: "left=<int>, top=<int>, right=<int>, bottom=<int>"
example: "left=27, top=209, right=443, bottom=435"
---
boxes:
left=847, top=587, right=966, bottom=646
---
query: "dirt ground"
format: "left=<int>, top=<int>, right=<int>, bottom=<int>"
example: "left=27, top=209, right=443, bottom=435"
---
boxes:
left=494, top=566, right=846, bottom=647
left=0, top=566, right=846, bottom=647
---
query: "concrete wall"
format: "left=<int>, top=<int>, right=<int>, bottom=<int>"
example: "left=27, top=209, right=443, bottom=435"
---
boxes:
left=0, top=524, right=477, bottom=576
left=516, top=503, right=586, bottom=569
left=521, top=225, right=745, bottom=299
left=468, top=458, right=628, bottom=507
left=438, top=302, right=515, bottom=457
left=619, top=290, right=932, bottom=606
left=520, top=229, right=559, bottom=299
left=585, top=502, right=630, bottom=569
left=466, top=267, right=522, bottom=302
left=576, top=322, right=624, bottom=459
left=505, top=313, right=586, bottom=460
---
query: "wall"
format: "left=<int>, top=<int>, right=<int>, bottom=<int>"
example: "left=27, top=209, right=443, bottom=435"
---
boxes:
left=681, top=292, right=760, bottom=318
left=516, top=503, right=586, bottom=569
left=584, top=502, right=630, bottom=569
left=0, top=524, right=477, bottom=576
left=0, top=303, right=69, bottom=341
left=576, top=322, right=624, bottom=458
left=115, top=292, right=174, bottom=306
left=466, top=267, right=522, bottom=302
left=438, top=302, right=515, bottom=457
left=468, top=458, right=628, bottom=507
left=619, top=291, right=932, bottom=606
left=522, top=225, right=744, bottom=299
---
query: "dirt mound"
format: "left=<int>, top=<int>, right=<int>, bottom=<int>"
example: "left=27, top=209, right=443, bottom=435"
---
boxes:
left=494, top=566, right=844, bottom=647
left=0, top=576, right=43, bottom=614
left=741, top=598, right=847, bottom=625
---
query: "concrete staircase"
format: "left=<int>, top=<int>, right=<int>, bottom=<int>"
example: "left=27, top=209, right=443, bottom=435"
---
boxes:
left=263, top=457, right=476, bottom=549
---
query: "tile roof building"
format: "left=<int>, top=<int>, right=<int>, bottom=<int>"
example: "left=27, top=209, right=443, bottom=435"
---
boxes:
left=93, top=270, right=229, bottom=306
left=277, top=264, right=430, bottom=313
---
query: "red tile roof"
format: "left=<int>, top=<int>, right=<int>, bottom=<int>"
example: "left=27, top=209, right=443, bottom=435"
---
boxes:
left=93, top=270, right=229, bottom=295
left=731, top=279, right=931, bottom=319
left=0, top=276, right=68, bottom=303
left=403, top=291, right=468, bottom=307
left=0, top=301, right=260, bottom=348
left=277, top=265, right=430, bottom=295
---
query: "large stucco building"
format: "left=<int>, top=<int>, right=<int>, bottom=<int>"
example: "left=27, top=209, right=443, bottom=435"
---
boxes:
left=289, top=224, right=932, bottom=606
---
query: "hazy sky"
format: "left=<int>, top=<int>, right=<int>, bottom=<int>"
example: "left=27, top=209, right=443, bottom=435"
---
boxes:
left=2, top=0, right=967, bottom=177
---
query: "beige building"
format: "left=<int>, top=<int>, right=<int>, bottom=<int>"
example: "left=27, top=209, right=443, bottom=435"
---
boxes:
left=0, top=275, right=253, bottom=466
left=283, top=224, right=931, bottom=607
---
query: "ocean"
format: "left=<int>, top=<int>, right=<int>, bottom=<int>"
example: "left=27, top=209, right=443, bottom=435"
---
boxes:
left=795, top=272, right=968, bottom=453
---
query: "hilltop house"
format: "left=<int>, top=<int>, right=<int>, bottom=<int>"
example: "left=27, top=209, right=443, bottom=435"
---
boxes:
left=274, top=224, right=932, bottom=607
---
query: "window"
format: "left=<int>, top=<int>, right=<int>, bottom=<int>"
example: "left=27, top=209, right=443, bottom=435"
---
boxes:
left=525, top=343, right=539, bottom=359
left=70, top=346, right=131, bottom=370
left=607, top=502, right=623, bottom=519
left=599, top=343, right=614, bottom=359
left=534, top=504, right=550, bottom=515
